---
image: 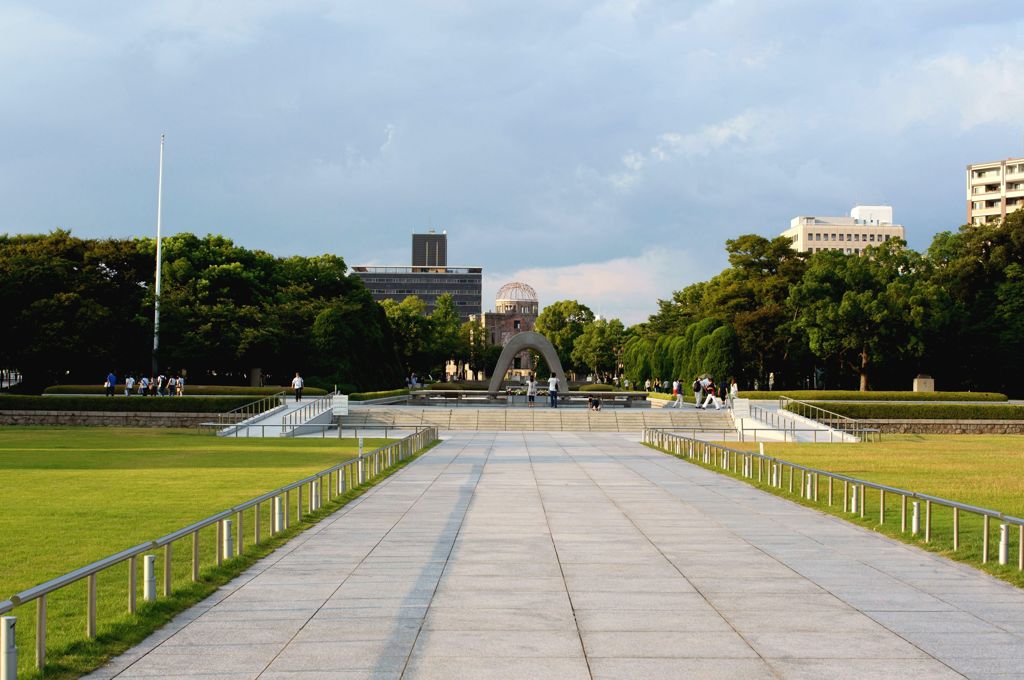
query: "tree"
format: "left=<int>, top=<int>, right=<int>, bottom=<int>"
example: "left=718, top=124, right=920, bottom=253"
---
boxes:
left=382, top=296, right=433, bottom=377
left=571, top=318, right=626, bottom=377
left=535, top=300, right=594, bottom=374
left=790, top=240, right=944, bottom=391
left=428, top=293, right=461, bottom=370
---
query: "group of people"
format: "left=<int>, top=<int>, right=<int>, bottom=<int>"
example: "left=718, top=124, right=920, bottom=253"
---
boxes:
left=105, top=372, right=185, bottom=397
left=524, top=373, right=560, bottom=408
left=662, top=376, right=738, bottom=410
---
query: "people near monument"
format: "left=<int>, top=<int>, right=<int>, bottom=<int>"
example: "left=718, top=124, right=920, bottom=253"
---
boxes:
left=768, top=372, right=775, bottom=391
left=547, top=373, right=559, bottom=408
left=104, top=371, right=116, bottom=397
left=673, top=379, right=685, bottom=408
left=644, top=378, right=651, bottom=393
left=526, top=374, right=538, bottom=407
left=692, top=376, right=704, bottom=409
left=167, top=376, right=177, bottom=396
left=702, top=380, right=722, bottom=410
left=156, top=374, right=166, bottom=396
left=292, top=372, right=304, bottom=401
left=729, top=378, right=739, bottom=407
left=150, top=376, right=158, bottom=396
left=588, top=395, right=602, bottom=411
left=138, top=375, right=149, bottom=396
left=176, top=375, right=185, bottom=396
left=124, top=375, right=134, bottom=396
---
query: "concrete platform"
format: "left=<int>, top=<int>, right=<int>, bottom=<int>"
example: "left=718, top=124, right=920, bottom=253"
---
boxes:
left=86, top=433, right=1024, bottom=679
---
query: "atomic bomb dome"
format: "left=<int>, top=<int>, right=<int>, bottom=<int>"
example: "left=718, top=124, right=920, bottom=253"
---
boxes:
left=495, top=282, right=538, bottom=315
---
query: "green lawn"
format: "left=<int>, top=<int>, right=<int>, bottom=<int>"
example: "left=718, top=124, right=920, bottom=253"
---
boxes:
left=656, top=435, right=1024, bottom=588
left=0, top=427, right=394, bottom=678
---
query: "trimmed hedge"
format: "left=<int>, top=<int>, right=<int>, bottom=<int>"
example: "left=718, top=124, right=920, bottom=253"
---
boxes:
left=790, top=402, right=1024, bottom=420
left=349, top=388, right=410, bottom=401
left=578, top=384, right=619, bottom=392
left=43, top=384, right=327, bottom=396
left=740, top=390, right=1007, bottom=402
left=647, top=392, right=696, bottom=403
left=0, top=395, right=255, bottom=413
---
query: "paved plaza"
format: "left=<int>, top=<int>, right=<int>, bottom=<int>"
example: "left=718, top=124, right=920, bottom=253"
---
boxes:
left=88, top=433, right=1024, bottom=679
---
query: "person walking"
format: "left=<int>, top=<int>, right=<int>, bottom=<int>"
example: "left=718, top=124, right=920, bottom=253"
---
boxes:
left=176, top=375, right=185, bottom=396
left=139, top=375, right=149, bottom=396
left=692, top=376, right=703, bottom=409
left=644, top=378, right=651, bottom=393
left=729, top=378, right=739, bottom=408
left=526, top=374, right=538, bottom=408
left=167, top=375, right=177, bottom=396
left=124, top=375, right=134, bottom=397
left=292, top=372, right=304, bottom=402
left=673, top=379, right=685, bottom=408
left=702, top=380, right=722, bottom=410
left=105, top=371, right=116, bottom=397
left=547, top=372, right=559, bottom=408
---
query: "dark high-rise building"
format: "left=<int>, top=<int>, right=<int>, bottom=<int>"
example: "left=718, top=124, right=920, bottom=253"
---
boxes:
left=352, top=230, right=482, bottom=320
left=412, top=231, right=447, bottom=267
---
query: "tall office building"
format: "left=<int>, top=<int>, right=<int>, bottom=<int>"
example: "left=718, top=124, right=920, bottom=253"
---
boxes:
left=966, top=157, right=1024, bottom=225
left=781, top=205, right=905, bottom=254
left=412, top=231, right=447, bottom=266
left=352, top=231, right=482, bottom=320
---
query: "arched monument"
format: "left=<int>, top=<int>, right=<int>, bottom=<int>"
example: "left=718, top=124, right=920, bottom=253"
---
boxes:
left=487, top=331, right=568, bottom=396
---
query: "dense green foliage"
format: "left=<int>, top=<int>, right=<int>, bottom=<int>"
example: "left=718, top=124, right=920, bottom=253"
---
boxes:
left=742, top=391, right=1007, bottom=401
left=0, top=395, right=254, bottom=412
left=793, top=402, right=1024, bottom=420
left=0, top=231, right=404, bottom=392
left=623, top=211, right=1024, bottom=394
left=43, top=384, right=327, bottom=396
left=535, top=300, right=595, bottom=374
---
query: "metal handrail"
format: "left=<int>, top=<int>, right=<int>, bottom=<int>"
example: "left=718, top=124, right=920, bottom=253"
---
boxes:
left=0, top=426, right=438, bottom=672
left=776, top=396, right=878, bottom=441
left=643, top=428, right=1024, bottom=570
left=217, top=390, right=287, bottom=426
left=281, top=391, right=339, bottom=434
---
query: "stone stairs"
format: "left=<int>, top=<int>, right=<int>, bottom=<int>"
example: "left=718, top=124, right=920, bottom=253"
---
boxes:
left=344, top=406, right=734, bottom=433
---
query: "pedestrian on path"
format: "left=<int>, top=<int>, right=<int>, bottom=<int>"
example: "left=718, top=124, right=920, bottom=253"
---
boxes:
left=692, top=376, right=703, bottom=409
left=673, top=379, right=685, bottom=408
left=527, top=374, right=538, bottom=407
left=105, top=371, right=116, bottom=397
left=292, top=372, right=304, bottom=401
left=547, top=373, right=559, bottom=408
left=138, top=375, right=149, bottom=396
left=125, top=375, right=134, bottom=396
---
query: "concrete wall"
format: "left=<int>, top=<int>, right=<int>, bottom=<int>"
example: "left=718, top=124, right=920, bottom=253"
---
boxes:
left=863, top=420, right=1024, bottom=434
left=0, top=410, right=217, bottom=428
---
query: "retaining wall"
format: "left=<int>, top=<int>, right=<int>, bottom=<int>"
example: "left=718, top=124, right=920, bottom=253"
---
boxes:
left=863, top=419, right=1024, bottom=434
left=0, top=410, right=217, bottom=428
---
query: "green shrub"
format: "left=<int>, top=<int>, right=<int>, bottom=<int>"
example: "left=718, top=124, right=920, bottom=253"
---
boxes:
left=0, top=396, right=256, bottom=413
left=424, top=383, right=465, bottom=391
left=349, top=388, right=410, bottom=401
left=789, top=402, right=1024, bottom=420
left=578, top=383, right=619, bottom=392
left=648, top=392, right=673, bottom=400
left=740, top=390, right=1007, bottom=402
left=43, top=385, right=327, bottom=397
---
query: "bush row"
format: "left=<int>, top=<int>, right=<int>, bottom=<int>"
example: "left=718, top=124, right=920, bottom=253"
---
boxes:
left=0, top=395, right=256, bottom=413
left=43, top=384, right=327, bottom=396
left=740, top=390, right=1007, bottom=402
left=349, top=389, right=410, bottom=401
left=792, top=402, right=1024, bottom=420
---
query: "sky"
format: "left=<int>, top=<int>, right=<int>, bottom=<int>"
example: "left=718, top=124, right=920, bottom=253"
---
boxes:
left=2, top=1, right=1023, bottom=324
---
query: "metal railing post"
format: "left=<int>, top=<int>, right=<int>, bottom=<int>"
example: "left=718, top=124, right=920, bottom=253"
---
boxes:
left=192, top=531, right=200, bottom=581
left=221, top=520, right=234, bottom=560
left=128, top=556, right=137, bottom=613
left=143, top=554, right=156, bottom=601
left=35, top=597, right=45, bottom=670
left=87, top=574, right=97, bottom=638
left=911, top=502, right=920, bottom=535
left=998, top=524, right=1009, bottom=566
left=1, top=616, right=16, bottom=680
left=953, top=507, right=959, bottom=550
left=983, top=515, right=990, bottom=563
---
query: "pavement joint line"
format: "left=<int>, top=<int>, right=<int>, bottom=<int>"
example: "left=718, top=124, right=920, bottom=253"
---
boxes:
left=524, top=431, right=595, bottom=680
left=396, top=438, right=493, bottom=679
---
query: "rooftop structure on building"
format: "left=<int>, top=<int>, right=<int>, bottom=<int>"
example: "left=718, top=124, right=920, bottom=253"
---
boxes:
left=352, top=230, right=482, bottom=320
left=781, top=205, right=905, bottom=255
left=966, top=157, right=1024, bottom=225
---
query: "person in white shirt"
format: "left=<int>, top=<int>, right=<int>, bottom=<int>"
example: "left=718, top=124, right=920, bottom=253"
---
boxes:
left=547, top=374, right=559, bottom=408
left=292, top=372, right=304, bottom=401
left=672, top=379, right=684, bottom=408
left=526, top=375, right=538, bottom=407
left=124, top=375, right=134, bottom=397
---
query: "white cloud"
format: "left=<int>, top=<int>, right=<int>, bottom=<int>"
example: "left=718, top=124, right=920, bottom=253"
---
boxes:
left=483, top=247, right=713, bottom=326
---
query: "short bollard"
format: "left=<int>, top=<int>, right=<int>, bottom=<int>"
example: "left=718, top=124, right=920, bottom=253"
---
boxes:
left=222, top=520, right=234, bottom=560
left=805, top=473, right=812, bottom=499
left=1, top=616, right=16, bottom=680
left=273, top=496, right=284, bottom=533
left=143, top=554, right=157, bottom=601
left=771, top=463, right=778, bottom=487
left=850, top=484, right=858, bottom=514
left=358, top=436, right=364, bottom=457
left=911, top=502, right=920, bottom=535
left=358, top=458, right=365, bottom=484
left=998, top=524, right=1009, bottom=566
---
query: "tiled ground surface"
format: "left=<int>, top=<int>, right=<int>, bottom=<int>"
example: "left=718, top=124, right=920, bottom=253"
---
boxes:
left=86, top=432, right=1024, bottom=679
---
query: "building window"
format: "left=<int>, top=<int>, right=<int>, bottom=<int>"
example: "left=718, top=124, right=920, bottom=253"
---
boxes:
left=869, top=234, right=875, bottom=242
left=830, top=233, right=837, bottom=241
left=884, top=235, right=890, bottom=241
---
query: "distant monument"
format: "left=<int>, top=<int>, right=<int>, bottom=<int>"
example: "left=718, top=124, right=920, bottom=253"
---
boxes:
left=487, top=331, right=567, bottom=395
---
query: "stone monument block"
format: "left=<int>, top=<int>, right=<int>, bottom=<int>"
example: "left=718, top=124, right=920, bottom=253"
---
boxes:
left=913, top=374, right=935, bottom=392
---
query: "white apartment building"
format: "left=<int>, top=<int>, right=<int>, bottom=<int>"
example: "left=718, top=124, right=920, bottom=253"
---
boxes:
left=781, top=205, right=905, bottom=254
left=966, top=157, right=1024, bottom=225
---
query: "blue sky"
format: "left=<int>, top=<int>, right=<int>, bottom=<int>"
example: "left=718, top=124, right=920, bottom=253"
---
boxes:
left=2, top=1, right=1022, bottom=323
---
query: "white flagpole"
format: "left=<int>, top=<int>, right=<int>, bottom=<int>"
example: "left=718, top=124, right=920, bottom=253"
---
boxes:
left=152, top=133, right=165, bottom=374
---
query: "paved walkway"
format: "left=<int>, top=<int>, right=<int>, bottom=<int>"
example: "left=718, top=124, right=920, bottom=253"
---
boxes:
left=88, top=433, right=1024, bottom=679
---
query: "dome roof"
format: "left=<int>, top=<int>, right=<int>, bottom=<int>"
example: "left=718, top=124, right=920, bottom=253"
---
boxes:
left=495, top=281, right=538, bottom=303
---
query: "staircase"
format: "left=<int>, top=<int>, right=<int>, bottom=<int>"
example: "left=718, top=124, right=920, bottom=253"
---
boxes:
left=344, top=406, right=734, bottom=434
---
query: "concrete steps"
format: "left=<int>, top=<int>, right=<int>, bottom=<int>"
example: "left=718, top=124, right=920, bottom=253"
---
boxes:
left=344, top=406, right=735, bottom=433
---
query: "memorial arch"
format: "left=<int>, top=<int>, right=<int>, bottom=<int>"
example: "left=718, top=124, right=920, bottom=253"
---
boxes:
left=487, top=331, right=568, bottom=395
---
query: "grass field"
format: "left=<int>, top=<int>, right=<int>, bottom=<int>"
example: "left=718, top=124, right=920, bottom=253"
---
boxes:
left=654, top=434, right=1024, bottom=589
left=0, top=427, right=395, bottom=678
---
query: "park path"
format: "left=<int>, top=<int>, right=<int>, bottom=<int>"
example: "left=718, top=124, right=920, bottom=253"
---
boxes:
left=86, top=433, right=1024, bottom=679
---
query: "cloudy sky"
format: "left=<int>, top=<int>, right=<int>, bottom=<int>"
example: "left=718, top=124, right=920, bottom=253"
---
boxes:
left=2, top=1, right=1022, bottom=323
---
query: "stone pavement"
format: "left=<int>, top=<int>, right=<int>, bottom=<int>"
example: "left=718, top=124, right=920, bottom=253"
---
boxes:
left=87, top=433, right=1024, bottom=679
